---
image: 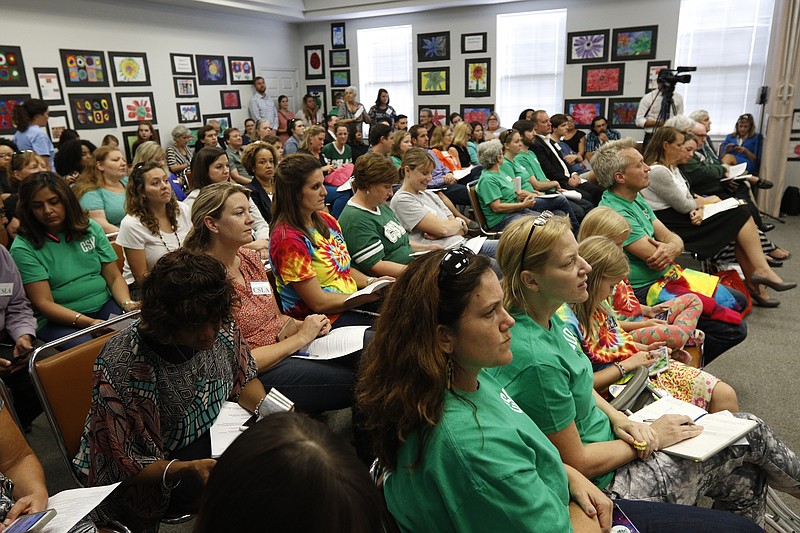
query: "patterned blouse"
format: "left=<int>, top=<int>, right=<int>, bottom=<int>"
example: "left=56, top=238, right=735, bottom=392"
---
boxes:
left=73, top=320, right=257, bottom=529
left=233, top=248, right=284, bottom=349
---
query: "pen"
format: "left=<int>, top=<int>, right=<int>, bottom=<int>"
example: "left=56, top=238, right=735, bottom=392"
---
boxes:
left=295, top=352, right=320, bottom=358
left=642, top=418, right=697, bottom=426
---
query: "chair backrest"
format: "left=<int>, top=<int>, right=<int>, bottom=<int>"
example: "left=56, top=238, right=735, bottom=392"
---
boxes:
left=110, top=240, right=126, bottom=276
left=28, top=311, right=140, bottom=487
left=466, top=182, right=501, bottom=238
left=0, top=377, right=21, bottom=429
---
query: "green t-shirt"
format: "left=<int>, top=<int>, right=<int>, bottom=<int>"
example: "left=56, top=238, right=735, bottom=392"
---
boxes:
left=321, top=143, right=352, bottom=168
left=338, top=201, right=412, bottom=273
left=385, top=372, right=571, bottom=533
left=390, top=155, right=402, bottom=168
left=598, top=190, right=665, bottom=289
left=78, top=177, right=129, bottom=227
left=516, top=150, right=551, bottom=186
left=499, top=157, right=536, bottom=193
left=488, top=311, right=616, bottom=489
left=475, top=169, right=522, bottom=229
left=10, top=219, right=117, bottom=328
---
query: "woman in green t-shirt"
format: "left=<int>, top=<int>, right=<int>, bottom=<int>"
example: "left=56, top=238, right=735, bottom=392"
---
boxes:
left=490, top=214, right=800, bottom=528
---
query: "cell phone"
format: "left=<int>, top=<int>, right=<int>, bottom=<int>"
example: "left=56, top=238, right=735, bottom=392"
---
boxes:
left=647, top=347, right=671, bottom=377
left=611, top=503, right=641, bottom=533
left=4, top=509, right=57, bottom=533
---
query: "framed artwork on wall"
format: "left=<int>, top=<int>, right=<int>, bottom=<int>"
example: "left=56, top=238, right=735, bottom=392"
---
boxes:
left=465, top=58, right=490, bottom=98
left=122, top=129, right=157, bottom=162
left=417, top=31, right=450, bottom=62
left=116, top=92, right=157, bottom=126
left=461, top=32, right=487, bottom=54
left=331, top=22, right=346, bottom=49
left=60, top=49, right=109, bottom=87
left=0, top=45, right=28, bottom=87
left=611, top=25, right=658, bottom=61
left=0, top=94, right=29, bottom=134
left=460, top=105, right=494, bottom=127
left=788, top=137, right=800, bottom=161
left=418, top=67, right=449, bottom=96
left=566, top=29, right=610, bottom=64
left=108, top=51, right=151, bottom=86
left=581, top=63, right=625, bottom=97
left=646, top=60, right=671, bottom=92
left=418, top=105, right=450, bottom=127
left=608, top=98, right=641, bottom=128
left=305, top=45, right=325, bottom=80
left=331, top=89, right=345, bottom=110
left=330, top=50, right=350, bottom=68
left=173, top=77, right=197, bottom=98
left=330, top=69, right=350, bottom=87
left=204, top=113, right=232, bottom=133
left=68, top=93, right=116, bottom=130
left=564, top=99, right=606, bottom=128
left=176, top=102, right=201, bottom=124
left=34, top=68, right=64, bottom=105
left=220, top=90, right=241, bottom=110
left=196, top=55, right=227, bottom=85
left=46, top=110, right=70, bottom=143
left=306, top=85, right=327, bottom=115
left=170, top=53, right=195, bottom=75
left=228, top=56, right=254, bottom=84
left=792, top=110, right=800, bottom=133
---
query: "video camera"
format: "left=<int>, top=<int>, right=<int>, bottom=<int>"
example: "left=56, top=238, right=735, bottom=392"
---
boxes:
left=657, top=66, right=697, bottom=89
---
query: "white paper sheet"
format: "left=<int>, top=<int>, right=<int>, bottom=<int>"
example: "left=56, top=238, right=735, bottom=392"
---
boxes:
left=210, top=401, right=251, bottom=458
left=561, top=190, right=583, bottom=201
left=336, top=179, right=353, bottom=192
left=344, top=279, right=394, bottom=302
left=725, top=162, right=748, bottom=178
left=453, top=166, right=475, bottom=181
left=464, top=236, right=486, bottom=254
left=292, top=325, right=370, bottom=360
left=41, top=483, right=120, bottom=533
left=702, top=197, right=741, bottom=220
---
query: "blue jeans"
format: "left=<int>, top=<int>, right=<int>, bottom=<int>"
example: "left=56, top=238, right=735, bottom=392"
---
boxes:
left=258, top=357, right=355, bottom=414
left=325, top=185, right=352, bottom=218
left=37, top=298, right=122, bottom=350
left=615, top=499, right=763, bottom=532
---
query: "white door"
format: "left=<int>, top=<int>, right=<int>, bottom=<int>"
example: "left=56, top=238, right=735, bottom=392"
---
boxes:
left=261, top=68, right=298, bottom=113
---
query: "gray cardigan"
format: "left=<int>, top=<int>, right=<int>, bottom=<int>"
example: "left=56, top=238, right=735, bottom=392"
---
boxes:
left=640, top=164, right=696, bottom=214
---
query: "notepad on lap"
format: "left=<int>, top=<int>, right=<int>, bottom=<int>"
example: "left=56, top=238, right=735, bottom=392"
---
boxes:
left=702, top=197, right=741, bottom=220
left=629, top=397, right=757, bottom=461
left=344, top=279, right=394, bottom=301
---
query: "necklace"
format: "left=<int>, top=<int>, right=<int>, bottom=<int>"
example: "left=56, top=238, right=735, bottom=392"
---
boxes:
left=172, top=344, right=197, bottom=363
left=158, top=227, right=182, bottom=251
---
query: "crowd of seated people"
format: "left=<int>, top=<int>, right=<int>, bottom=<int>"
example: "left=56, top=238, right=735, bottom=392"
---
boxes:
left=2, top=90, right=800, bottom=531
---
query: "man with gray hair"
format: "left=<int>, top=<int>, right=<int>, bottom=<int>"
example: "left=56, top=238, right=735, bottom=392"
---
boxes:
left=418, top=108, right=435, bottom=137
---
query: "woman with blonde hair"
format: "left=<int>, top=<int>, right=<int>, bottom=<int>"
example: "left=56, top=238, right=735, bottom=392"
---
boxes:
left=389, top=130, right=412, bottom=168
left=450, top=121, right=472, bottom=168
left=74, top=146, right=128, bottom=233
left=117, top=162, right=192, bottom=290
left=131, top=140, right=186, bottom=200
left=566, top=235, right=738, bottom=412
left=429, top=125, right=461, bottom=172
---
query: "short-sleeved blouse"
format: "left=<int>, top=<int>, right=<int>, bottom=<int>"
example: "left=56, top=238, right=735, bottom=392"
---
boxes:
left=233, top=248, right=284, bottom=348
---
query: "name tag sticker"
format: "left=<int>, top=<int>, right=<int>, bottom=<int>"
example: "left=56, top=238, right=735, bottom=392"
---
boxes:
left=250, top=281, right=272, bottom=295
left=0, top=283, right=12, bottom=297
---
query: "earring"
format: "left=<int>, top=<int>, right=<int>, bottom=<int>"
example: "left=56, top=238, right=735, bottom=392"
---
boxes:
left=445, top=357, right=453, bottom=390
left=365, top=189, right=370, bottom=196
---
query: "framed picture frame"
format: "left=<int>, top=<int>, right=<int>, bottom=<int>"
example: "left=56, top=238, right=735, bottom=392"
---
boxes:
left=33, top=68, right=64, bottom=105
left=304, top=45, right=325, bottom=80
left=228, top=56, right=255, bottom=84
left=68, top=93, right=116, bottom=130
left=204, top=113, right=232, bottom=134
left=170, top=53, right=195, bottom=75
left=788, top=137, right=800, bottom=161
left=611, top=25, right=658, bottom=61
left=418, top=67, right=449, bottom=96
left=608, top=97, right=641, bottom=129
left=418, top=105, right=450, bottom=127
left=417, top=31, right=450, bottom=62
left=460, top=105, right=494, bottom=127
left=331, top=89, right=345, bottom=110
left=122, top=131, right=139, bottom=163
left=176, top=102, right=201, bottom=124
left=465, top=58, right=491, bottom=98
left=306, top=85, right=327, bottom=115
left=564, top=99, right=606, bottom=128
left=116, top=92, right=157, bottom=126
left=331, top=69, right=351, bottom=88
left=581, top=63, right=625, bottom=97
left=792, top=110, right=800, bottom=133
left=0, top=94, right=29, bottom=134
left=60, top=49, right=109, bottom=87
left=220, top=89, right=241, bottom=110
left=646, top=60, right=671, bottom=92
left=196, top=54, right=227, bottom=85
left=108, top=51, right=151, bottom=86
left=0, top=46, right=28, bottom=87
left=566, top=29, right=610, bottom=64
left=331, top=22, right=346, bottom=49
left=46, top=110, right=70, bottom=143
left=173, top=77, right=197, bottom=98
left=330, top=50, right=350, bottom=68
left=461, top=32, right=487, bottom=54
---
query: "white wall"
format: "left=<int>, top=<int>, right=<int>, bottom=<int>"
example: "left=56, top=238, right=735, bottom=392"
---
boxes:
left=0, top=0, right=299, bottom=148
left=296, top=0, right=681, bottom=138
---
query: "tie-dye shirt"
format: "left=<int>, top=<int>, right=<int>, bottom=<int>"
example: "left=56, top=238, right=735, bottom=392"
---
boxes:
left=269, top=212, right=358, bottom=319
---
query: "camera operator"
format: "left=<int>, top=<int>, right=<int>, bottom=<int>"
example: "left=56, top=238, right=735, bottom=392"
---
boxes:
left=636, top=68, right=691, bottom=147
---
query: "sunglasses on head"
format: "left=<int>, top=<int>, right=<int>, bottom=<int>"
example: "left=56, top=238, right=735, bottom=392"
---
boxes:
left=519, top=211, right=555, bottom=271
left=438, top=246, right=476, bottom=286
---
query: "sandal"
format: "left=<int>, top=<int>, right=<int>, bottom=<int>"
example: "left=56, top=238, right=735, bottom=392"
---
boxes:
left=756, top=178, right=774, bottom=189
left=769, top=248, right=792, bottom=261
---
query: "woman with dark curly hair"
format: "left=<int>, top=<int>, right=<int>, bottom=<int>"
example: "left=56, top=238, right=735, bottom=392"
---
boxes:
left=73, top=250, right=267, bottom=531
left=53, top=139, right=85, bottom=183
left=241, top=141, right=279, bottom=223
left=117, top=162, right=192, bottom=290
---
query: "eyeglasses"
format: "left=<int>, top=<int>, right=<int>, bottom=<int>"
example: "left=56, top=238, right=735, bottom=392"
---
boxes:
left=438, top=246, right=475, bottom=285
left=519, top=211, right=554, bottom=271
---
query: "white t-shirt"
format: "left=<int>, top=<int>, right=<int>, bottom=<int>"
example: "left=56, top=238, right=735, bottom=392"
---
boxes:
left=390, top=189, right=465, bottom=249
left=116, top=202, right=193, bottom=284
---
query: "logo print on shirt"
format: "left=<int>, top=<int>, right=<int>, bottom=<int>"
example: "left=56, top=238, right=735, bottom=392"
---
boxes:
left=561, top=326, right=579, bottom=350
left=80, top=236, right=96, bottom=253
left=500, top=389, right=523, bottom=413
left=383, top=220, right=406, bottom=243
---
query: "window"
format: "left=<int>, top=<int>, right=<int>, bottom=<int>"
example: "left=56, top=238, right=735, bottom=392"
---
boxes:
left=357, top=25, right=413, bottom=126
left=496, top=9, right=566, bottom=126
left=675, top=0, right=775, bottom=135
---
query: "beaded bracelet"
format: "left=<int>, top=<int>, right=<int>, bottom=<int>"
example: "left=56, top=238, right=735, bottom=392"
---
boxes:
left=612, top=361, right=626, bottom=378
